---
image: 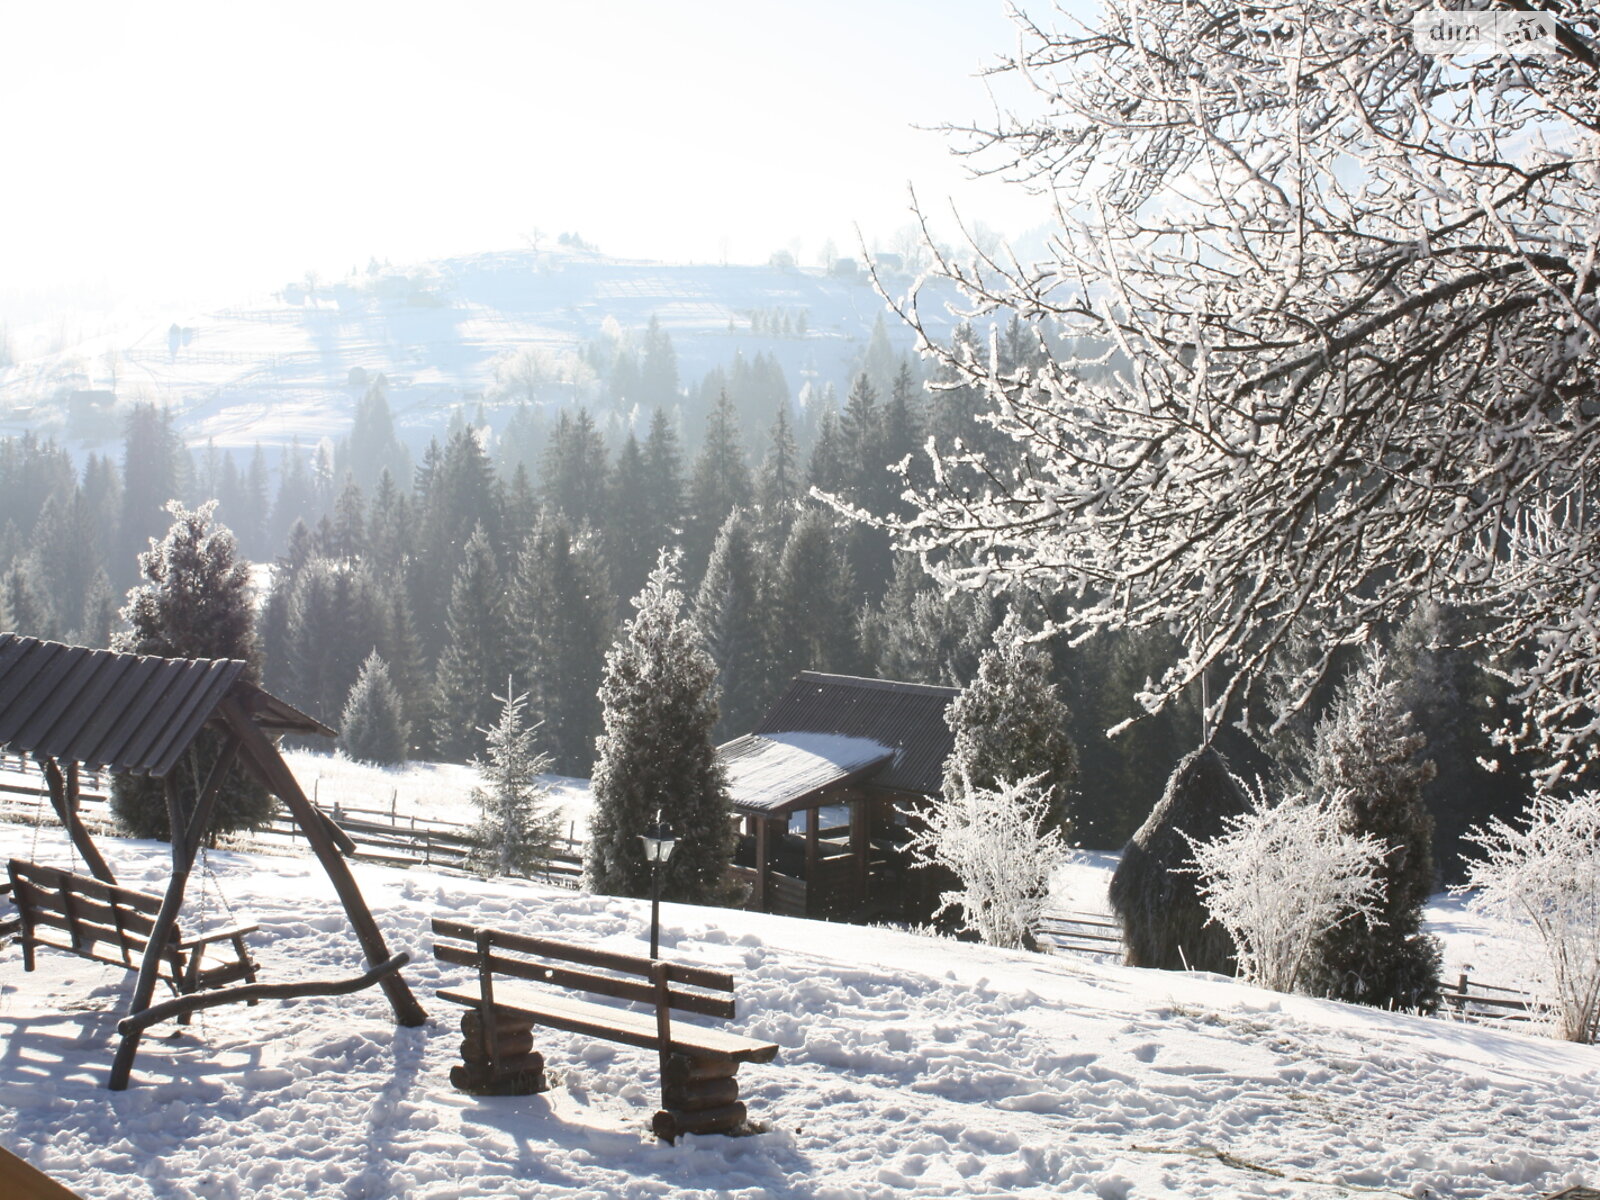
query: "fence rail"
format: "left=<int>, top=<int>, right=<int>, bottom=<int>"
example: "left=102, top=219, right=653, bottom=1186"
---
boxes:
left=1439, top=972, right=1535, bottom=1022
left=1038, top=912, right=1124, bottom=958
left=0, top=759, right=583, bottom=884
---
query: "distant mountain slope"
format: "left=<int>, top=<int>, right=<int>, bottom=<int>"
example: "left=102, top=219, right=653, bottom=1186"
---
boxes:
left=0, top=246, right=961, bottom=453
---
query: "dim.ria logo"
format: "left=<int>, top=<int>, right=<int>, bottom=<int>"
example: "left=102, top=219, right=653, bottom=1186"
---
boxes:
left=1413, top=9, right=1559, bottom=57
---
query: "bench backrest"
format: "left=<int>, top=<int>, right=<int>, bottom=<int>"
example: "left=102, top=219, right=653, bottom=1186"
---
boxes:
left=430, top=917, right=736, bottom=1021
left=7, top=859, right=180, bottom=969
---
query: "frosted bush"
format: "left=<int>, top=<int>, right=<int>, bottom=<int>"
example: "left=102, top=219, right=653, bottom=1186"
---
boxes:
left=1186, top=788, right=1386, bottom=994
left=1459, top=792, right=1600, bottom=1043
left=910, top=774, right=1067, bottom=950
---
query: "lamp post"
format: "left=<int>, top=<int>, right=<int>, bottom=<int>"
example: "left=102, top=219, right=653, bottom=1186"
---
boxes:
left=640, top=813, right=677, bottom=960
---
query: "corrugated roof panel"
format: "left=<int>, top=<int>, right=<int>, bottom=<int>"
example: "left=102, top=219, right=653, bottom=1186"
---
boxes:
left=0, top=634, right=327, bottom=776
left=753, top=672, right=958, bottom=796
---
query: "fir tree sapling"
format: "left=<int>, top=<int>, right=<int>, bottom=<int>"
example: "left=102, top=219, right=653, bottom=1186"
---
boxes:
left=942, top=609, right=1078, bottom=834
left=468, top=680, right=561, bottom=879
left=1304, top=648, right=1443, bottom=1012
left=587, top=552, right=734, bottom=906
left=909, top=773, right=1067, bottom=951
left=1186, top=787, right=1386, bottom=995
left=338, top=651, right=409, bottom=766
left=1459, top=792, right=1600, bottom=1043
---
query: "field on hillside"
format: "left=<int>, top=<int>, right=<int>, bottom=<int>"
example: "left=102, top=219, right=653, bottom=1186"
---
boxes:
left=2, top=816, right=1594, bottom=1200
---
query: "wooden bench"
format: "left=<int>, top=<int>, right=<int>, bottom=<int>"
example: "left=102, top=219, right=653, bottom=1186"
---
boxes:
left=7, top=859, right=258, bottom=1009
left=431, top=917, right=779, bottom=1140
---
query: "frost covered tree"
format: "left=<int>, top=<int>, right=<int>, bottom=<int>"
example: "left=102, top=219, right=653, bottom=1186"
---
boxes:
left=468, top=680, right=561, bottom=878
left=1459, top=792, right=1600, bottom=1043
left=1305, top=649, right=1443, bottom=1011
left=910, top=774, right=1067, bottom=951
left=338, top=651, right=409, bottom=766
left=885, top=1, right=1600, bottom=784
left=1187, top=788, right=1386, bottom=994
left=111, top=501, right=273, bottom=838
left=942, top=609, right=1078, bottom=833
left=586, top=553, right=735, bottom=904
left=1109, top=747, right=1247, bottom=974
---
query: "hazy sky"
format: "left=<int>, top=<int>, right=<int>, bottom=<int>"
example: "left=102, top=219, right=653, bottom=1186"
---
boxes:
left=0, top=1, right=1063, bottom=319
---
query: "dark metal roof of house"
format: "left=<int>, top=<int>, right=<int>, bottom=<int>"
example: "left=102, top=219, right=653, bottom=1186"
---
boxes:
left=0, top=633, right=331, bottom=777
left=719, top=731, right=895, bottom=816
left=753, top=672, right=958, bottom=796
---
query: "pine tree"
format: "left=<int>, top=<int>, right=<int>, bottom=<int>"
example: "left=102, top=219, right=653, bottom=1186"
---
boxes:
left=468, top=680, right=561, bottom=877
left=587, top=553, right=734, bottom=904
left=338, top=651, right=409, bottom=765
left=116, top=404, right=186, bottom=589
left=640, top=315, right=680, bottom=410
left=507, top=513, right=613, bottom=774
left=684, top=390, right=752, bottom=581
left=942, top=610, right=1078, bottom=833
left=541, top=408, right=609, bottom=533
left=432, top=525, right=510, bottom=762
left=111, top=501, right=273, bottom=838
left=642, top=406, right=685, bottom=553
left=1303, top=648, right=1443, bottom=1012
left=347, top=376, right=411, bottom=493
left=755, top=402, right=802, bottom=548
left=606, top=432, right=656, bottom=604
left=282, top=557, right=387, bottom=728
left=807, top=406, right=848, bottom=495
left=692, top=508, right=771, bottom=740
left=767, top=508, right=857, bottom=683
left=2, top=559, right=46, bottom=636
left=412, top=429, right=502, bottom=660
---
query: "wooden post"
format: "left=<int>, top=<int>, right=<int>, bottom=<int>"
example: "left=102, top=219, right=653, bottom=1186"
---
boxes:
left=108, top=777, right=200, bottom=1089
left=39, top=757, right=115, bottom=886
left=805, top=807, right=819, bottom=881
left=754, top=816, right=769, bottom=912
left=217, top=696, right=426, bottom=1030
left=851, top=795, right=869, bottom=907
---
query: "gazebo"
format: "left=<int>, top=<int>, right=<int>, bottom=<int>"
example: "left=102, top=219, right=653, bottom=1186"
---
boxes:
left=721, top=672, right=957, bottom=920
left=0, top=633, right=426, bottom=1089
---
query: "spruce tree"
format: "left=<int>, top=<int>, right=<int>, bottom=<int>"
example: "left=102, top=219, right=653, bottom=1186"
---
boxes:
left=338, top=651, right=409, bottom=765
left=942, top=610, right=1079, bottom=833
left=2, top=559, right=47, bottom=637
left=684, top=390, right=752, bottom=581
left=767, top=507, right=858, bottom=682
left=1303, top=648, right=1443, bottom=1012
left=692, top=508, right=771, bottom=740
left=587, top=553, right=734, bottom=904
left=507, top=512, right=613, bottom=774
left=606, top=432, right=655, bottom=604
left=115, top=404, right=186, bottom=589
left=755, top=401, right=802, bottom=546
left=111, top=501, right=274, bottom=838
left=282, top=557, right=386, bottom=728
left=468, top=680, right=560, bottom=877
left=541, top=408, right=609, bottom=533
left=431, top=525, right=510, bottom=762
left=641, top=406, right=685, bottom=554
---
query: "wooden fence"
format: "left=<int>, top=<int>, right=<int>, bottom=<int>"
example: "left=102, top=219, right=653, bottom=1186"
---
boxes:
left=0, top=759, right=583, bottom=884
left=1037, top=912, right=1125, bottom=958
left=1438, top=972, right=1535, bottom=1022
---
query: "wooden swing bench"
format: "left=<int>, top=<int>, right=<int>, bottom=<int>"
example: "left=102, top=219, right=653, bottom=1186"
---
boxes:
left=7, top=859, right=258, bottom=1006
left=431, top=918, right=780, bottom=1140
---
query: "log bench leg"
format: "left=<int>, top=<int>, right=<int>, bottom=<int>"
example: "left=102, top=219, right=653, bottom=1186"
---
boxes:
left=448, top=1009, right=547, bottom=1096
left=653, top=1053, right=748, bottom=1140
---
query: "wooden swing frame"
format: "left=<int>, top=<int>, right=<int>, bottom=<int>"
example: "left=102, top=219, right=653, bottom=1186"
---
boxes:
left=0, top=634, right=426, bottom=1089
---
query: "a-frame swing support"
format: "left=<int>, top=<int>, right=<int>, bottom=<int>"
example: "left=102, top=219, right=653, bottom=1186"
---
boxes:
left=0, top=633, right=427, bottom=1092
left=107, top=696, right=426, bottom=1089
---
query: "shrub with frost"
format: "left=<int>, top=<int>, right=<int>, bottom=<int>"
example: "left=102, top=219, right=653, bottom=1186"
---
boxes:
left=1186, top=787, right=1386, bottom=994
left=910, top=774, right=1068, bottom=951
left=1458, top=792, right=1600, bottom=1043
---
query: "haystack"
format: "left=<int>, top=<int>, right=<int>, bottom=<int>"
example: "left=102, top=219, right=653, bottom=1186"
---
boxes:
left=1108, top=747, right=1247, bottom=974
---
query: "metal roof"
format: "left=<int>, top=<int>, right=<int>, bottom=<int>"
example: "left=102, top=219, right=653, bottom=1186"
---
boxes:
left=719, top=731, right=895, bottom=816
left=753, top=672, right=958, bottom=796
left=0, top=633, right=332, bottom=777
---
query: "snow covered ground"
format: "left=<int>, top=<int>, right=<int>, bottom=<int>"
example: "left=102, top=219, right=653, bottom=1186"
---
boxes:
left=2, top=818, right=1595, bottom=1200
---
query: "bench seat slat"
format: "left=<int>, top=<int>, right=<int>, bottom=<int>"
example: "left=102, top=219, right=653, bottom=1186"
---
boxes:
left=437, top=983, right=778, bottom=1063
left=433, top=942, right=736, bottom=1021
left=431, top=917, right=733, bottom=992
left=8, top=862, right=161, bottom=914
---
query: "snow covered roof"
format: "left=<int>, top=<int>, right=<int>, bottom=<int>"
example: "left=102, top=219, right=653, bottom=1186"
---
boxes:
left=754, top=672, right=958, bottom=796
left=718, top=731, right=895, bottom=815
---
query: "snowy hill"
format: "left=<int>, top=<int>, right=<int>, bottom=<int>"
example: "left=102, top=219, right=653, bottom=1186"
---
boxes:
left=0, top=247, right=960, bottom=454
left=2, top=819, right=1595, bottom=1200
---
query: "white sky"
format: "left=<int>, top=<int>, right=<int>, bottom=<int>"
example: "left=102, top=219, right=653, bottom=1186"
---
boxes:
left=0, top=1, right=1066, bottom=321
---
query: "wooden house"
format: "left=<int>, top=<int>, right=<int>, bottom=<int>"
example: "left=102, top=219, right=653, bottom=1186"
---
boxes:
left=720, top=672, right=957, bottom=921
